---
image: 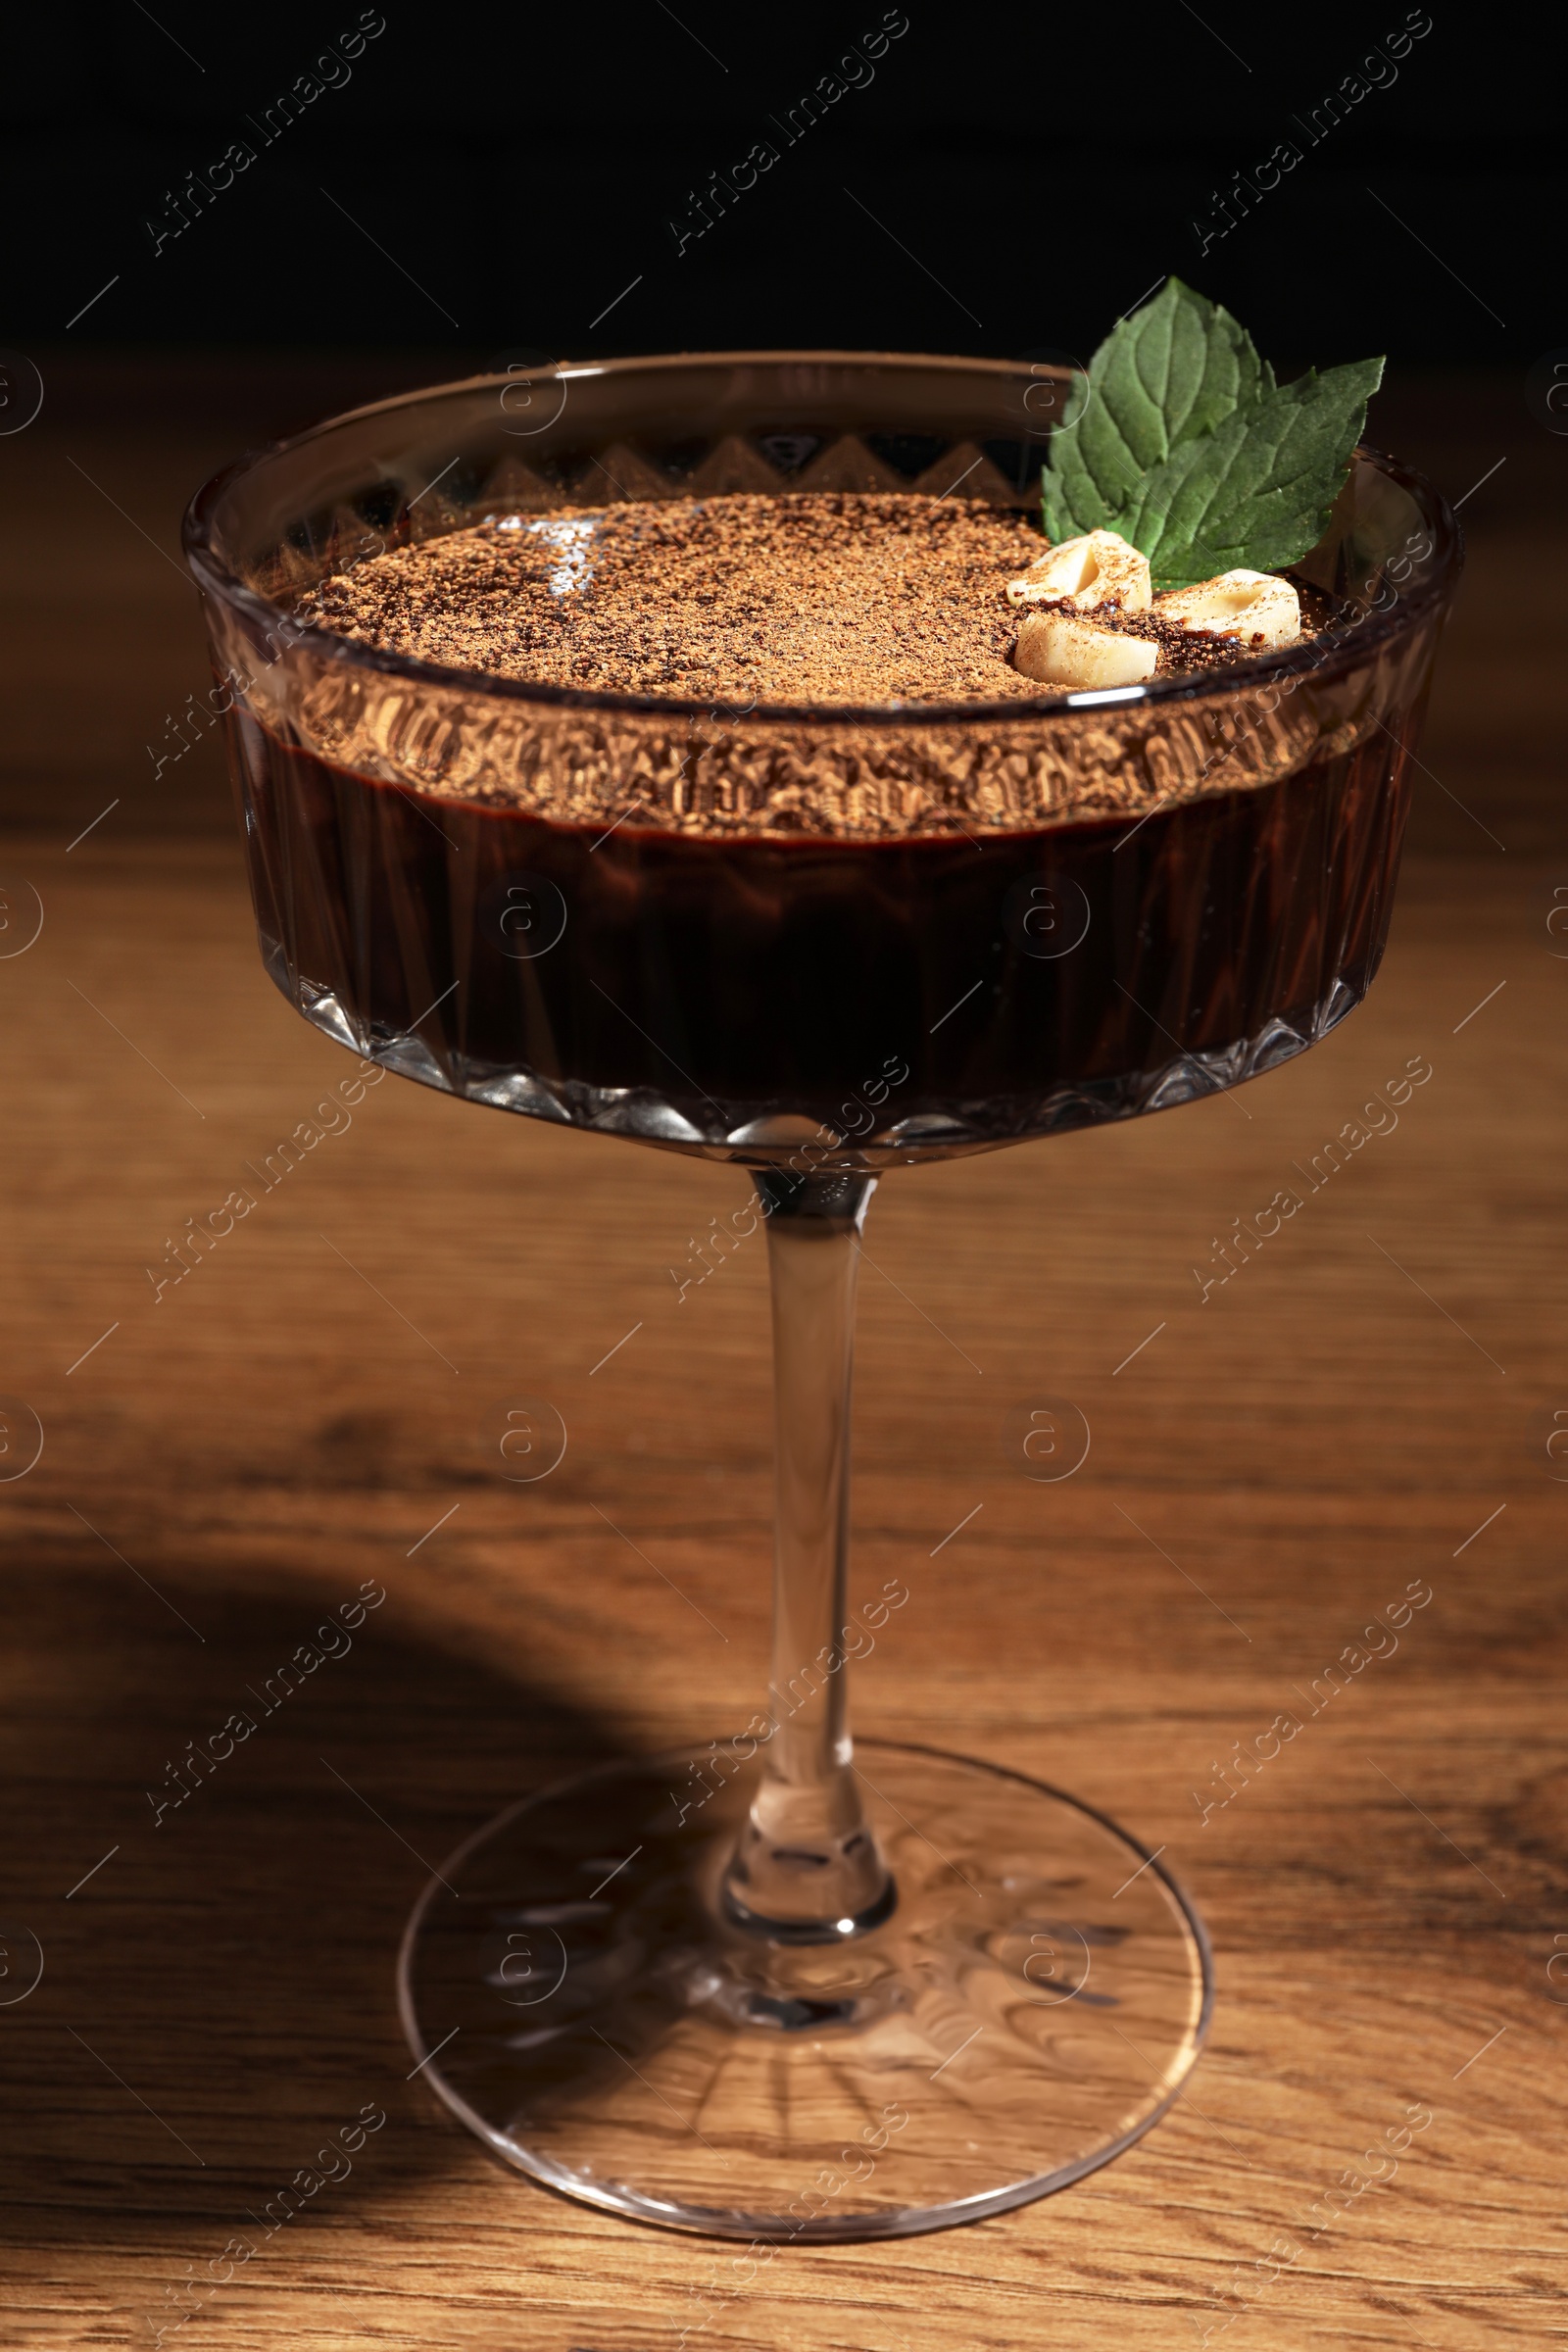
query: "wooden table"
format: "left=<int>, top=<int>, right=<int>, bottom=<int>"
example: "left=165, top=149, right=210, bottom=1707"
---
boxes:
left=2, top=359, right=1563, bottom=2348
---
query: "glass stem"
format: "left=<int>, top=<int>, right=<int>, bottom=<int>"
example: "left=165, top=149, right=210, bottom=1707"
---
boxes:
left=720, top=1169, right=895, bottom=1941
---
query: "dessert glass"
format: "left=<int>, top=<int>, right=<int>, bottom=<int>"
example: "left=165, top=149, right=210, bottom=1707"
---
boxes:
left=185, top=354, right=1459, bottom=2240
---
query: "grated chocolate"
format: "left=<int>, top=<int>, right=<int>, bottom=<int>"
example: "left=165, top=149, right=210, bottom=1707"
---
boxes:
left=298, top=491, right=1341, bottom=709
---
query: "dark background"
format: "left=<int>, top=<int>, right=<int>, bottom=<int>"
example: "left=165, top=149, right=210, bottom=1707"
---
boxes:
left=0, top=4, right=1559, bottom=857
left=2, top=1, right=1552, bottom=369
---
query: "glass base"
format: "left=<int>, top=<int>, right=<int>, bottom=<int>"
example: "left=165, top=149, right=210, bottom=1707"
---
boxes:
left=397, top=1740, right=1212, bottom=2240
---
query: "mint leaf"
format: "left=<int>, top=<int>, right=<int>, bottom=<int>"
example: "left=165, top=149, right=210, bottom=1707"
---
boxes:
left=1044, top=279, right=1270, bottom=542
left=1041, top=278, right=1383, bottom=589
left=1122, top=357, right=1385, bottom=589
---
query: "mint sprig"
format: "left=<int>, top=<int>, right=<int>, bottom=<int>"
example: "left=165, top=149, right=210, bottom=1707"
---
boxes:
left=1043, top=279, right=1384, bottom=592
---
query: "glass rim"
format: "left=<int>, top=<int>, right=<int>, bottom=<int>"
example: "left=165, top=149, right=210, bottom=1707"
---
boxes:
left=181, top=348, right=1464, bottom=732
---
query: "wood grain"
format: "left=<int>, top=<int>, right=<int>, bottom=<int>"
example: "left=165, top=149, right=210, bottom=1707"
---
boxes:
left=1, top=365, right=1564, bottom=2349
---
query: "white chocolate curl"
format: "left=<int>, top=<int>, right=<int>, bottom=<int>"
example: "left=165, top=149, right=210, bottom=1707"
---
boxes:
left=1005, top=528, right=1152, bottom=612
left=1153, top=569, right=1301, bottom=649
left=1012, top=610, right=1158, bottom=691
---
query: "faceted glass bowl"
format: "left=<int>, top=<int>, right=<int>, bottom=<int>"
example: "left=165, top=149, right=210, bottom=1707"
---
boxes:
left=184, top=354, right=1461, bottom=1168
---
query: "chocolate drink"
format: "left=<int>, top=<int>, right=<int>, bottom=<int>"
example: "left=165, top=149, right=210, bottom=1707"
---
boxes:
left=229, top=711, right=1413, bottom=1154
left=221, top=483, right=1438, bottom=1155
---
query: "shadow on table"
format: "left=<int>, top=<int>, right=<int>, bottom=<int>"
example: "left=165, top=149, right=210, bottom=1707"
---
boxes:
left=0, top=1536, right=628, bottom=2279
